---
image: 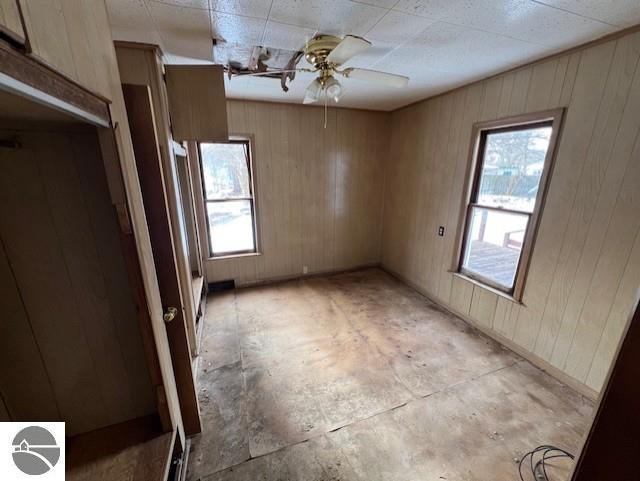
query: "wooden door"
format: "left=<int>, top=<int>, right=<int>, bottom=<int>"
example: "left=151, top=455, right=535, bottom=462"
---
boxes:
left=122, top=83, right=201, bottom=435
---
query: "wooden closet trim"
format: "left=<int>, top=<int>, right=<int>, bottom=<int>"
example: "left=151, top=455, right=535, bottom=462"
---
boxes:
left=0, top=39, right=110, bottom=125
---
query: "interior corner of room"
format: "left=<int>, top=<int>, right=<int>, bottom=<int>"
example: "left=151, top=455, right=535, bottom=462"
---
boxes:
left=0, top=1, right=639, bottom=480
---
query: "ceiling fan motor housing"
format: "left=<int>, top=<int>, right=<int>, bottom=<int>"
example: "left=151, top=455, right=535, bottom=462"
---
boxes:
left=304, top=35, right=342, bottom=69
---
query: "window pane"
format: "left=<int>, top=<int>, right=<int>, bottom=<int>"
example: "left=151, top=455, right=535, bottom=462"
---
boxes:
left=201, top=143, right=251, bottom=200
left=477, top=125, right=552, bottom=212
left=207, top=200, right=255, bottom=255
left=462, top=207, right=529, bottom=290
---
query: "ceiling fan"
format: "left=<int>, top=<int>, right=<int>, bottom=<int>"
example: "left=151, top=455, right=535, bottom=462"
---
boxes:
left=230, top=34, right=409, bottom=105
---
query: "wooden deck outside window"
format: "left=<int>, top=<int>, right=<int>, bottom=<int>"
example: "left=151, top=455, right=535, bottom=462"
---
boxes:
left=457, top=109, right=564, bottom=300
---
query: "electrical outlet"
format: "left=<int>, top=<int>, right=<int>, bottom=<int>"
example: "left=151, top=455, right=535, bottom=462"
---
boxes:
left=438, top=226, right=445, bottom=237
left=302, top=265, right=308, bottom=274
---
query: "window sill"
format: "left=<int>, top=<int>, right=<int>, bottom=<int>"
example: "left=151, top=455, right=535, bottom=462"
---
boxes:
left=207, top=252, right=262, bottom=261
left=450, top=271, right=525, bottom=306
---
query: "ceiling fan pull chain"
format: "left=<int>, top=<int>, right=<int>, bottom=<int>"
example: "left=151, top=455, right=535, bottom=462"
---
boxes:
left=324, top=93, right=328, bottom=129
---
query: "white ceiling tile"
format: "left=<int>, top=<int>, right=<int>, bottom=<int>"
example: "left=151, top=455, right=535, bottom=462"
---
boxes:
left=147, top=1, right=214, bottom=59
left=159, top=32, right=215, bottom=60
left=107, top=0, right=153, bottom=30
left=106, top=0, right=165, bottom=45
left=213, top=0, right=273, bottom=19
left=316, top=0, right=387, bottom=36
left=397, top=0, right=615, bottom=47
left=211, top=11, right=266, bottom=45
left=352, top=0, right=399, bottom=8
left=243, top=78, right=297, bottom=102
left=147, top=1, right=211, bottom=33
left=392, top=0, right=453, bottom=20
left=378, top=22, right=548, bottom=76
left=270, top=0, right=386, bottom=35
left=452, top=0, right=614, bottom=47
left=165, top=53, right=214, bottom=64
left=225, top=74, right=249, bottom=99
left=262, top=21, right=317, bottom=51
left=366, top=10, right=437, bottom=47
left=149, top=0, right=209, bottom=9
left=533, top=0, right=640, bottom=27
left=105, top=0, right=640, bottom=110
left=269, top=0, right=333, bottom=29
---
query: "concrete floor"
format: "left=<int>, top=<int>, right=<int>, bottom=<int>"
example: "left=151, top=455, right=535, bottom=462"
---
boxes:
left=187, top=268, right=593, bottom=481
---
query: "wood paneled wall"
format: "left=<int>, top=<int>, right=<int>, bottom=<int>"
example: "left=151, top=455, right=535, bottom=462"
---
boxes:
left=204, top=100, right=389, bottom=286
left=0, top=0, right=185, bottom=441
left=382, top=29, right=640, bottom=395
left=0, top=127, right=155, bottom=435
left=18, top=0, right=114, bottom=98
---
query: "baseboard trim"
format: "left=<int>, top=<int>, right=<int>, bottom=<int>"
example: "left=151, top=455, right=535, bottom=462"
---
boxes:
left=380, top=265, right=599, bottom=402
left=232, top=263, right=382, bottom=289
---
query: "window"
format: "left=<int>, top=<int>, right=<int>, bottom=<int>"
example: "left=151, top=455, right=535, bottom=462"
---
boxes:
left=198, top=140, right=258, bottom=257
left=458, top=110, right=562, bottom=298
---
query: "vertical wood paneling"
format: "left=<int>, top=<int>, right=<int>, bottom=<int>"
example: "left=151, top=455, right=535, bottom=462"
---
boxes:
left=512, top=42, right=616, bottom=352
left=538, top=33, right=640, bottom=364
left=0, top=129, right=154, bottom=435
left=433, top=90, right=467, bottom=296
left=434, top=83, right=484, bottom=304
left=301, top=105, right=337, bottom=273
left=18, top=0, right=114, bottom=98
left=0, top=239, right=60, bottom=422
left=559, top=52, right=582, bottom=106
left=496, top=72, right=515, bottom=118
left=480, top=77, right=503, bottom=121
left=335, top=109, right=386, bottom=269
left=39, top=132, right=136, bottom=424
left=563, top=129, right=640, bottom=381
left=71, top=132, right=155, bottom=417
left=508, top=67, right=532, bottom=115
left=205, top=100, right=389, bottom=285
left=469, top=286, right=498, bottom=329
left=585, top=230, right=640, bottom=389
left=0, top=0, right=24, bottom=41
left=525, top=59, right=559, bottom=111
left=413, top=98, right=440, bottom=289
left=382, top=30, right=640, bottom=394
left=0, top=133, right=106, bottom=434
left=450, top=276, right=474, bottom=316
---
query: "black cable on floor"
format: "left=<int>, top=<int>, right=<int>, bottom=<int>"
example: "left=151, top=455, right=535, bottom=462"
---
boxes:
left=518, top=445, right=574, bottom=481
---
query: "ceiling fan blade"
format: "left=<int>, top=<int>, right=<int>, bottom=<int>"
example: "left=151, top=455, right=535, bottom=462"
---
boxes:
left=235, top=69, right=300, bottom=77
left=342, top=68, right=409, bottom=88
left=326, top=35, right=371, bottom=66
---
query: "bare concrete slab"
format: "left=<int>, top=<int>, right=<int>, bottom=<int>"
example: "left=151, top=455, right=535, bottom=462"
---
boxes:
left=188, top=268, right=593, bottom=481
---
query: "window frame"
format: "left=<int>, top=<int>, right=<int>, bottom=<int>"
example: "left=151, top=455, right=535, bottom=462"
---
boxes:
left=197, top=138, right=259, bottom=259
left=456, top=109, right=564, bottom=301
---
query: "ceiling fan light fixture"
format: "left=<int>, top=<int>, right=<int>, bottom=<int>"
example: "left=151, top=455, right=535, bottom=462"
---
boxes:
left=304, top=78, right=322, bottom=104
left=235, top=33, right=410, bottom=105
left=324, top=77, right=343, bottom=102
